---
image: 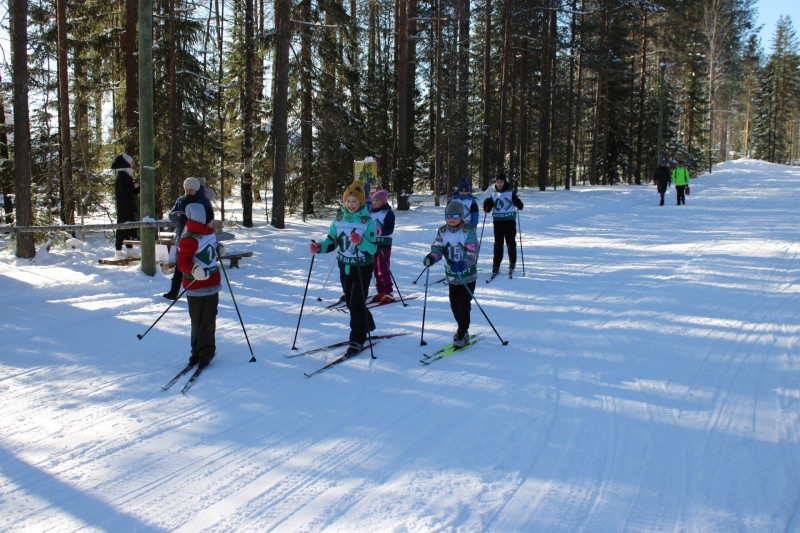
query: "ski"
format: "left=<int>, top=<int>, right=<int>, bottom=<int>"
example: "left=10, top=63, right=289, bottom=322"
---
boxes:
left=337, top=295, right=419, bottom=312
left=162, top=363, right=196, bottom=391
left=420, top=335, right=481, bottom=365
left=284, top=332, right=410, bottom=358
left=324, top=296, right=347, bottom=310
left=304, top=341, right=380, bottom=378
left=486, top=272, right=498, bottom=284
left=181, top=365, right=206, bottom=395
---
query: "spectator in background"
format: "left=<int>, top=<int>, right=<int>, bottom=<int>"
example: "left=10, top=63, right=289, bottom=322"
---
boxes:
left=655, top=159, right=671, bottom=206
left=113, top=153, right=140, bottom=259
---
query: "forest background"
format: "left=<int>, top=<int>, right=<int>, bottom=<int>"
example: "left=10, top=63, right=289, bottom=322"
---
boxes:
left=1, top=0, right=799, bottom=257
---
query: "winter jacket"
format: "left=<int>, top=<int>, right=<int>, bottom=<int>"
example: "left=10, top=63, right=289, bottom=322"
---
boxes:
left=672, top=166, right=690, bottom=187
left=370, top=203, right=395, bottom=248
left=427, top=222, right=478, bottom=285
left=178, top=219, right=221, bottom=293
left=655, top=165, right=671, bottom=193
left=449, top=192, right=480, bottom=226
left=318, top=205, right=378, bottom=274
left=483, top=180, right=524, bottom=222
left=115, top=171, right=139, bottom=223
left=168, top=186, right=215, bottom=241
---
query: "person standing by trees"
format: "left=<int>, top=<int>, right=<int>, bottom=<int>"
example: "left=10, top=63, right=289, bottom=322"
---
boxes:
left=655, top=159, right=671, bottom=206
left=672, top=161, right=691, bottom=205
left=112, top=153, right=140, bottom=259
left=309, top=180, right=378, bottom=356
left=369, top=189, right=396, bottom=303
left=483, top=173, right=524, bottom=277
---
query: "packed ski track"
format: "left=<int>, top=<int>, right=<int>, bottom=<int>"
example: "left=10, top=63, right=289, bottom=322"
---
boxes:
left=1, top=159, right=799, bottom=531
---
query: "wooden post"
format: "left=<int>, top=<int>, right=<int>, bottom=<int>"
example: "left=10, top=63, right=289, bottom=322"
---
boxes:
left=138, top=0, right=156, bottom=275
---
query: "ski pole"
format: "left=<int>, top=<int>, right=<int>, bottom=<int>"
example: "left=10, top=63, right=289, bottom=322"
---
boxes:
left=388, top=267, right=408, bottom=307
left=218, top=259, right=256, bottom=362
left=315, top=257, right=336, bottom=301
left=137, top=280, right=195, bottom=340
left=517, top=211, right=525, bottom=276
left=353, top=246, right=376, bottom=359
left=462, top=282, right=509, bottom=345
left=291, top=244, right=316, bottom=350
left=411, top=266, right=427, bottom=285
left=419, top=266, right=430, bottom=346
left=478, top=211, right=487, bottom=253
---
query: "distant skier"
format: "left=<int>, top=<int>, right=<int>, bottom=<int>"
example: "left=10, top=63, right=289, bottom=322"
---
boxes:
left=449, top=178, right=480, bottom=227
left=483, top=173, right=524, bottom=276
left=369, top=189, right=396, bottom=303
left=423, top=201, right=478, bottom=348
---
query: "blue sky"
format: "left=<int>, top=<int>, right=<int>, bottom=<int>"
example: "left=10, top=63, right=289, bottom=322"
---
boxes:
left=755, top=0, right=800, bottom=49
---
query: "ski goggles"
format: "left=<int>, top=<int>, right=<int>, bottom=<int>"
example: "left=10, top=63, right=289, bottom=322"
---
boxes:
left=445, top=213, right=462, bottom=220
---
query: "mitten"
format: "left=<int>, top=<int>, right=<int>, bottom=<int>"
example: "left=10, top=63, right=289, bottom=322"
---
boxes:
left=309, top=241, right=322, bottom=254
left=192, top=264, right=210, bottom=280
left=423, top=253, right=436, bottom=267
left=350, top=230, right=362, bottom=245
left=483, top=198, right=493, bottom=213
left=375, top=227, right=382, bottom=236
left=450, top=260, right=466, bottom=273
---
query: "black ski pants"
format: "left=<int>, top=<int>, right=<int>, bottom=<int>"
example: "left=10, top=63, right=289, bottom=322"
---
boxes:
left=492, top=219, right=517, bottom=273
left=187, top=292, right=218, bottom=364
left=449, top=281, right=476, bottom=338
left=340, top=263, right=375, bottom=344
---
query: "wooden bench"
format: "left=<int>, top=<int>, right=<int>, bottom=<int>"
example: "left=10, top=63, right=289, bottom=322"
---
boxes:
left=220, top=251, right=253, bottom=268
left=99, top=257, right=141, bottom=266
left=123, top=238, right=175, bottom=247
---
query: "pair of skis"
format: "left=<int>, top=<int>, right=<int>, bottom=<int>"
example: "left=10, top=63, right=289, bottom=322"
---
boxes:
left=288, top=332, right=410, bottom=377
left=162, top=363, right=205, bottom=395
left=325, top=295, right=419, bottom=312
left=486, top=268, right=515, bottom=284
left=420, top=334, right=481, bottom=365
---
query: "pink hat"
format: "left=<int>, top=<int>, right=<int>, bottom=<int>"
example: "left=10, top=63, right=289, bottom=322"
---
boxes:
left=372, top=189, right=389, bottom=204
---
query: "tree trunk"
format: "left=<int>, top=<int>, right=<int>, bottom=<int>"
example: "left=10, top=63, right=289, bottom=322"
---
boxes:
left=498, top=11, right=511, bottom=175
left=11, top=0, right=35, bottom=258
left=56, top=0, right=75, bottom=225
left=241, top=0, right=255, bottom=226
left=124, top=0, right=138, bottom=154
left=270, top=0, right=291, bottom=228
left=479, top=0, right=492, bottom=191
left=300, top=0, right=313, bottom=218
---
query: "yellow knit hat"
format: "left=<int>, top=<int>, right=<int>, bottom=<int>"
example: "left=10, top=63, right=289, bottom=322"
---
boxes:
left=342, top=179, right=366, bottom=206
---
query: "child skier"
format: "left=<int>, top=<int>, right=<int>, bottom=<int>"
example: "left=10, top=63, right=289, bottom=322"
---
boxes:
left=449, top=178, right=480, bottom=227
left=483, top=173, right=524, bottom=276
left=177, top=203, right=221, bottom=369
left=423, top=201, right=479, bottom=347
left=369, top=189, right=396, bottom=303
left=310, top=179, right=378, bottom=356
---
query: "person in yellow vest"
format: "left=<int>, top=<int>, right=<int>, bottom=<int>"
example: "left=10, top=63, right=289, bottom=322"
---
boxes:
left=671, top=161, right=690, bottom=205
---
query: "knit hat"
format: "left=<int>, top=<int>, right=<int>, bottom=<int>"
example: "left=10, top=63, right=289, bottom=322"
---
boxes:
left=372, top=189, right=389, bottom=204
left=496, top=173, right=508, bottom=184
left=342, top=179, right=366, bottom=206
left=445, top=201, right=465, bottom=218
left=183, top=177, right=201, bottom=192
left=457, top=178, right=471, bottom=193
left=111, top=153, right=133, bottom=176
left=185, top=203, right=206, bottom=224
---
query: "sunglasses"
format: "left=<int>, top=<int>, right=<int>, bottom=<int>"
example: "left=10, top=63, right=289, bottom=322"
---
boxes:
left=445, top=213, right=462, bottom=220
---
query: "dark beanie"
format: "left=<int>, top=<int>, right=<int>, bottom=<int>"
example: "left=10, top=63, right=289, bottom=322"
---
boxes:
left=496, top=173, right=508, bottom=184
left=457, top=178, right=471, bottom=193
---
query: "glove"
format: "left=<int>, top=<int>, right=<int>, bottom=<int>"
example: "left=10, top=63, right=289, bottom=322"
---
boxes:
left=450, top=260, right=466, bottom=273
left=309, top=241, right=322, bottom=254
left=423, top=253, right=436, bottom=267
left=350, top=230, right=362, bottom=245
left=483, top=198, right=493, bottom=213
left=375, top=227, right=382, bottom=236
left=192, top=264, right=210, bottom=280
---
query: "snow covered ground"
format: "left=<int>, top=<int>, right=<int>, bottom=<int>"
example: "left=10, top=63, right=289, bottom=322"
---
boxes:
left=1, top=159, right=798, bottom=532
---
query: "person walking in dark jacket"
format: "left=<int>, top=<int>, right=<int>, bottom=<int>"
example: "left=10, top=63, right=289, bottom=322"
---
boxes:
left=112, top=153, right=140, bottom=259
left=163, top=177, right=215, bottom=300
left=655, top=160, right=671, bottom=206
left=483, top=173, right=524, bottom=276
